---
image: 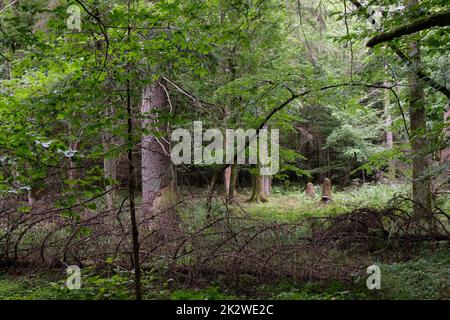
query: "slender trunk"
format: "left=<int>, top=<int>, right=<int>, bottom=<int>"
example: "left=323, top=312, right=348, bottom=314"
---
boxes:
left=206, top=171, right=220, bottom=218
left=224, top=166, right=231, bottom=198
left=441, top=108, right=450, bottom=164
left=26, top=164, right=34, bottom=207
left=223, top=101, right=234, bottom=202
left=126, top=80, right=141, bottom=300
left=126, top=2, right=141, bottom=299
left=228, top=164, right=238, bottom=201
left=103, top=132, right=117, bottom=211
left=225, top=164, right=238, bottom=203
left=384, top=92, right=394, bottom=149
left=68, top=121, right=77, bottom=181
left=384, top=73, right=395, bottom=180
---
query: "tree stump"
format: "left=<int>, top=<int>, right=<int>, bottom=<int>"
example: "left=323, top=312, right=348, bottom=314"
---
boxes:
left=305, top=182, right=315, bottom=198
left=321, top=178, right=332, bottom=203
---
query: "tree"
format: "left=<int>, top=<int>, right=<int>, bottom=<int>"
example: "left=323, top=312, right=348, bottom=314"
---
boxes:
left=405, top=0, right=432, bottom=217
left=141, top=79, right=177, bottom=235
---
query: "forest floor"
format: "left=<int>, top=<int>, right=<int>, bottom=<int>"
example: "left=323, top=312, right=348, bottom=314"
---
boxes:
left=1, top=183, right=449, bottom=300
left=1, top=245, right=448, bottom=300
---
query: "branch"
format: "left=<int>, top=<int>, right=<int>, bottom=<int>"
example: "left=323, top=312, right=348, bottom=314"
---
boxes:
left=367, top=11, right=450, bottom=47
left=390, top=45, right=450, bottom=99
left=0, top=0, right=19, bottom=14
left=74, top=0, right=109, bottom=75
left=349, top=0, right=450, bottom=99
left=162, top=77, right=225, bottom=113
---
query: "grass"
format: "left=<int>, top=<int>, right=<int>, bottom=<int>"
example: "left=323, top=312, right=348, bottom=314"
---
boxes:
left=240, top=183, right=409, bottom=222
left=375, top=247, right=450, bottom=299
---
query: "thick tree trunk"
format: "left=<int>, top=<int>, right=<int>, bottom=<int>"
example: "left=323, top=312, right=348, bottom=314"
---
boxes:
left=406, top=0, right=432, bottom=218
left=141, top=79, right=177, bottom=235
left=248, top=165, right=268, bottom=203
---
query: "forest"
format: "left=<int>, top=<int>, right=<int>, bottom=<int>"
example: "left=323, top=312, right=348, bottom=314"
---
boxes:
left=0, top=0, right=449, bottom=302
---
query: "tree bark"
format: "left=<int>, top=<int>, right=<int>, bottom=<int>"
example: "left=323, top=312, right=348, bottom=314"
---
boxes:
left=321, top=178, right=332, bottom=203
left=141, top=79, right=177, bottom=234
left=262, top=175, right=271, bottom=197
left=248, top=165, right=268, bottom=203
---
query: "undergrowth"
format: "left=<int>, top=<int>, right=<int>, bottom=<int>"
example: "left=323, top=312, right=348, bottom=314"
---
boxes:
left=1, top=183, right=448, bottom=300
left=1, top=246, right=448, bottom=300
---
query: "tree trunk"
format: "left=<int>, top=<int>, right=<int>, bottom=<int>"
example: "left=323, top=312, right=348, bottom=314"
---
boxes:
left=262, top=175, right=271, bottom=197
left=441, top=108, right=450, bottom=164
left=67, top=120, right=77, bottom=181
left=125, top=46, right=141, bottom=301
left=249, top=124, right=270, bottom=202
left=248, top=165, right=268, bottom=203
left=225, top=164, right=238, bottom=203
left=306, top=182, right=315, bottom=198
left=384, top=93, right=394, bottom=149
left=141, top=79, right=177, bottom=235
left=384, top=74, right=395, bottom=180
left=224, top=166, right=232, bottom=199
left=321, top=178, right=332, bottom=203
left=103, top=131, right=117, bottom=211
left=406, top=0, right=432, bottom=218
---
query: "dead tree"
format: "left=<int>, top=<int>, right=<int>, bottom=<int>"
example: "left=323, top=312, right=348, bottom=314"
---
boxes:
left=306, top=182, right=316, bottom=198
left=321, top=178, right=332, bottom=203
